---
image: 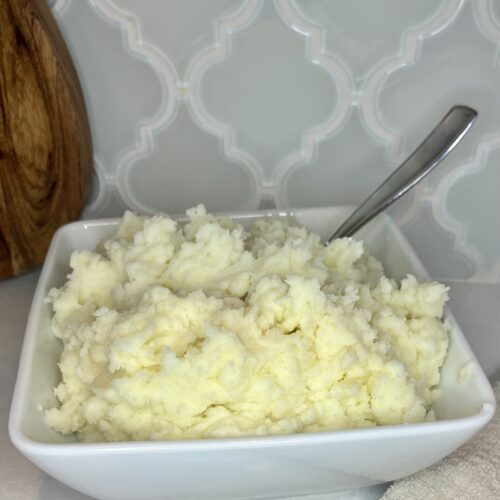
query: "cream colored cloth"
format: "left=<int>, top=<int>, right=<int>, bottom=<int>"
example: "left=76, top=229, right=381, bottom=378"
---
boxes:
left=382, top=382, right=500, bottom=500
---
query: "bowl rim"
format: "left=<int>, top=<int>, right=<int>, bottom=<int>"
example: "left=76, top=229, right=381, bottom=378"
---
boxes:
left=9, top=207, right=497, bottom=455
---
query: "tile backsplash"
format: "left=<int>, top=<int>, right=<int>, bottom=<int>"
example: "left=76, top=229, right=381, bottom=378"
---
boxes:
left=50, top=1, right=498, bottom=298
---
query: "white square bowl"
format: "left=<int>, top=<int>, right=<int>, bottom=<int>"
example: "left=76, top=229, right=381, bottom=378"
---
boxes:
left=9, top=206, right=495, bottom=500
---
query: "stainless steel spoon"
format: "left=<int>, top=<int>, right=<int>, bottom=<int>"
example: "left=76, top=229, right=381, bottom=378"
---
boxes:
left=328, top=105, right=477, bottom=242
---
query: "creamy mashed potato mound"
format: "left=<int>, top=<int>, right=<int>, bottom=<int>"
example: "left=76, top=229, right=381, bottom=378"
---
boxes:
left=45, top=206, right=449, bottom=442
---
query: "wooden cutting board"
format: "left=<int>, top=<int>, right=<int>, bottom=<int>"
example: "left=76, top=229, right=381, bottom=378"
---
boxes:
left=0, top=0, right=92, bottom=280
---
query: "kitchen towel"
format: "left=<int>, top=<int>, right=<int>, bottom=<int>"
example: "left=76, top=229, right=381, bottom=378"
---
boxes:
left=382, top=381, right=500, bottom=500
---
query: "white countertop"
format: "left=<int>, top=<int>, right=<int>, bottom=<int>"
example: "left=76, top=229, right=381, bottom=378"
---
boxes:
left=0, top=271, right=92, bottom=500
left=2, top=270, right=498, bottom=499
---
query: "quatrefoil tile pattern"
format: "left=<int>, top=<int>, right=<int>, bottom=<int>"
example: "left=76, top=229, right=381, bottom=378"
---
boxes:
left=199, top=1, right=340, bottom=187
left=52, top=0, right=499, bottom=288
left=292, top=0, right=448, bottom=81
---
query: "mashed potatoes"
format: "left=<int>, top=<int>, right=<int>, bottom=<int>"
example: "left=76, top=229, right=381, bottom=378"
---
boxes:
left=45, top=205, right=449, bottom=442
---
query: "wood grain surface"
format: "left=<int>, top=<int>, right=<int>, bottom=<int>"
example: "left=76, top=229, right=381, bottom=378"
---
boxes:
left=0, top=0, right=92, bottom=279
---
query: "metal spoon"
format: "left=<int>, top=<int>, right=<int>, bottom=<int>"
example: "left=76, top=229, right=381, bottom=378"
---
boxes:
left=328, top=105, right=477, bottom=242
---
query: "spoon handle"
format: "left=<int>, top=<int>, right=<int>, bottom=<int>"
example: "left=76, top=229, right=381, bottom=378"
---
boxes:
left=328, top=105, right=477, bottom=242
